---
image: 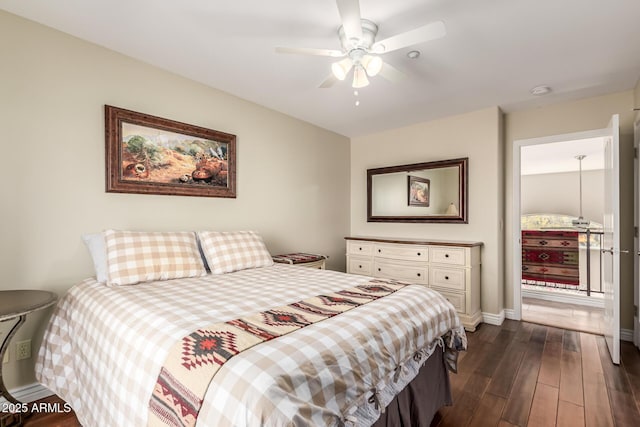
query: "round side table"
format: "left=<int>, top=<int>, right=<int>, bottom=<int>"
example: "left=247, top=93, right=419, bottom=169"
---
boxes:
left=0, top=290, right=57, bottom=405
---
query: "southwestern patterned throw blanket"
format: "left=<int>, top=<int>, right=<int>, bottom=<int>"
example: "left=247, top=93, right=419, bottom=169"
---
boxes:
left=36, top=265, right=465, bottom=427
left=521, top=230, right=580, bottom=285
left=149, top=280, right=414, bottom=426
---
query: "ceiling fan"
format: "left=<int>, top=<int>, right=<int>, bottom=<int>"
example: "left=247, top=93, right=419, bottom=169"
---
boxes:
left=275, top=0, right=446, bottom=89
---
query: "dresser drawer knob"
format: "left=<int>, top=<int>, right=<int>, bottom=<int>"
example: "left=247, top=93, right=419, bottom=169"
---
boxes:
left=359, top=265, right=362, bottom=269
left=378, top=249, right=381, bottom=253
left=378, top=268, right=381, bottom=271
left=445, top=254, right=449, bottom=258
left=445, top=276, right=449, bottom=280
left=359, top=247, right=362, bottom=251
left=417, top=273, right=421, bottom=277
left=417, top=252, right=421, bottom=256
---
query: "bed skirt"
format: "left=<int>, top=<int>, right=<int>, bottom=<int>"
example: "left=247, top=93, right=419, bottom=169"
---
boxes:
left=374, top=345, right=452, bottom=427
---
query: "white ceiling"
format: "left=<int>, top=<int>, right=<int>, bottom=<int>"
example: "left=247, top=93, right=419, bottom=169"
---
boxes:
left=3, top=0, right=640, bottom=137
left=521, top=137, right=605, bottom=175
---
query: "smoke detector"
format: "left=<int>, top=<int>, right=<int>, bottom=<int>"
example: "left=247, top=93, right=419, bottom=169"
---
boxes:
left=530, top=85, right=552, bottom=96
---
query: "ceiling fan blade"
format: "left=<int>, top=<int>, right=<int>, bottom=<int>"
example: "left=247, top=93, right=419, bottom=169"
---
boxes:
left=319, top=74, right=340, bottom=88
left=372, top=21, right=446, bottom=53
left=275, top=47, right=344, bottom=57
left=378, top=62, right=406, bottom=83
left=336, top=0, right=363, bottom=42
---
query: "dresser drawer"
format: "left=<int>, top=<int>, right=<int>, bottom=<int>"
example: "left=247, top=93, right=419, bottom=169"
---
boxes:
left=373, top=260, right=428, bottom=284
left=434, top=289, right=466, bottom=313
left=374, top=243, right=428, bottom=262
left=430, top=247, right=466, bottom=266
left=348, top=257, right=373, bottom=275
left=347, top=241, right=375, bottom=257
left=430, top=267, right=466, bottom=291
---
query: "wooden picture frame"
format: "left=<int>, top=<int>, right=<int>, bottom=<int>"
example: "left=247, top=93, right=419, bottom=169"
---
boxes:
left=105, top=105, right=236, bottom=198
left=408, top=176, right=430, bottom=207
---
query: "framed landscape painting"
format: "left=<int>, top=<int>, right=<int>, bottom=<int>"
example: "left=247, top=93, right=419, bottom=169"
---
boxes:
left=105, top=105, right=236, bottom=198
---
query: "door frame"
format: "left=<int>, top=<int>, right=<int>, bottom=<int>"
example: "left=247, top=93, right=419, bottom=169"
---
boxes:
left=512, top=128, right=611, bottom=320
left=634, top=118, right=640, bottom=348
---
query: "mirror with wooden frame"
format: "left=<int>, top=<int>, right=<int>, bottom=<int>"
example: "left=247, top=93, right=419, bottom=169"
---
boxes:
left=367, top=157, right=468, bottom=223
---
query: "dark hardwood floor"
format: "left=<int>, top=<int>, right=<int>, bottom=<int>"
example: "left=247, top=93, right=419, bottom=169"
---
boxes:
left=15, top=320, right=640, bottom=427
left=432, top=320, right=640, bottom=427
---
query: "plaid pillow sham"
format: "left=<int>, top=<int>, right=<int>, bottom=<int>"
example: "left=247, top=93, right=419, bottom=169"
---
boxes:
left=197, top=231, right=273, bottom=274
left=104, top=230, right=207, bottom=286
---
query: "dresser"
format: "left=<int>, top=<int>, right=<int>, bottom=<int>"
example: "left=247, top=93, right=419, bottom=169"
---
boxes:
left=345, top=237, right=482, bottom=331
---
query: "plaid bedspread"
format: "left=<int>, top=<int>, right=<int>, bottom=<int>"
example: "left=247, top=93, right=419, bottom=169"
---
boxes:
left=36, top=264, right=465, bottom=427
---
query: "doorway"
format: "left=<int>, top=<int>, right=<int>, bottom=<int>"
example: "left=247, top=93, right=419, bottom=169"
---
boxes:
left=513, top=130, right=611, bottom=335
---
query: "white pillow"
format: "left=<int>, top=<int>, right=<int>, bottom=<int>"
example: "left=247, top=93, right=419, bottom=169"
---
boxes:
left=82, top=233, right=108, bottom=283
left=197, top=231, right=273, bottom=274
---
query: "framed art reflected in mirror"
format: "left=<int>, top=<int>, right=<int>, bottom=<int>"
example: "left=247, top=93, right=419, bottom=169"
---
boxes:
left=408, top=176, right=430, bottom=207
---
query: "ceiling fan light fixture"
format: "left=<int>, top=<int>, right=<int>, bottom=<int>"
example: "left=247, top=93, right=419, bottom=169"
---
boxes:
left=352, top=64, right=369, bottom=88
left=331, top=58, right=353, bottom=80
left=362, top=55, right=383, bottom=77
left=276, top=1, right=448, bottom=90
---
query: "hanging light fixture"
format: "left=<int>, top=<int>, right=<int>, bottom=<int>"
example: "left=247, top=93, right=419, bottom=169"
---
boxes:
left=331, top=57, right=353, bottom=81
left=352, top=64, right=369, bottom=88
left=571, top=154, right=590, bottom=228
left=331, top=48, right=383, bottom=88
left=361, top=55, right=383, bottom=77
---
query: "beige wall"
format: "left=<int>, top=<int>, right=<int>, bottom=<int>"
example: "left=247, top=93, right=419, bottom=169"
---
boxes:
left=0, top=12, right=350, bottom=390
left=350, top=107, right=505, bottom=315
left=504, top=91, right=636, bottom=329
left=521, top=170, right=605, bottom=223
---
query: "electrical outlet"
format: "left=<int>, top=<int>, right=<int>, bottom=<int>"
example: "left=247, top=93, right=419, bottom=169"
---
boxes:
left=16, top=340, right=31, bottom=360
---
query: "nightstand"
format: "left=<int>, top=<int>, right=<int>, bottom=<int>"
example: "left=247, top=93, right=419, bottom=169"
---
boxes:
left=272, top=253, right=328, bottom=269
left=0, top=290, right=57, bottom=406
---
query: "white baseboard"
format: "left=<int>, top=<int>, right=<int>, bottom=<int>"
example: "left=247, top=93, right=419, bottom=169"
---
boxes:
left=621, top=328, right=634, bottom=342
left=482, top=310, right=505, bottom=326
left=504, top=309, right=518, bottom=320
left=0, top=382, right=52, bottom=406
left=522, top=289, right=604, bottom=308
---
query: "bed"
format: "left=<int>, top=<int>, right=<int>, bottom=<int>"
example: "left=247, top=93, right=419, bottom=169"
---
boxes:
left=36, top=230, right=466, bottom=427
